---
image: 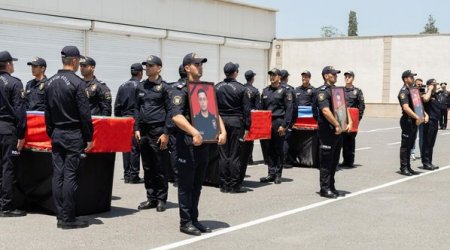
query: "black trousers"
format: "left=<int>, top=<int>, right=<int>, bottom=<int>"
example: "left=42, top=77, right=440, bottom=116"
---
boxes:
left=168, top=134, right=178, bottom=183
left=260, top=139, right=270, bottom=165
left=422, top=119, right=439, bottom=165
left=122, top=135, right=140, bottom=180
left=400, top=116, right=418, bottom=171
left=267, top=118, right=285, bottom=177
left=140, top=126, right=169, bottom=202
left=0, top=134, right=17, bottom=212
left=51, top=128, right=85, bottom=222
left=176, top=133, right=210, bottom=226
left=342, top=132, right=357, bottom=165
left=440, top=108, right=448, bottom=129
left=239, top=140, right=254, bottom=183
left=218, top=116, right=244, bottom=189
left=318, top=125, right=342, bottom=191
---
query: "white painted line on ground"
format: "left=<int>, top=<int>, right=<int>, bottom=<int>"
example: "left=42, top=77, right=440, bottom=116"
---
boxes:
left=360, top=126, right=400, bottom=133
left=355, top=147, right=371, bottom=151
left=150, top=165, right=450, bottom=250
left=440, top=132, right=450, bottom=135
left=387, top=141, right=401, bottom=146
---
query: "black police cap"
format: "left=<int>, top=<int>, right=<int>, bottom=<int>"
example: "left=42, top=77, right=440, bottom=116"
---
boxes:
left=426, top=79, right=438, bottom=85
left=179, top=64, right=187, bottom=79
left=245, top=70, right=256, bottom=79
left=80, top=57, right=96, bottom=66
left=182, top=53, right=207, bottom=67
left=280, top=70, right=290, bottom=79
left=401, top=70, right=417, bottom=79
left=441, top=82, right=447, bottom=86
left=224, top=62, right=239, bottom=75
left=27, top=57, right=47, bottom=67
left=301, top=70, right=311, bottom=77
left=142, top=55, right=162, bottom=66
left=130, top=63, right=143, bottom=72
left=61, top=46, right=83, bottom=58
left=0, top=51, right=18, bottom=62
left=344, top=71, right=355, bottom=77
left=268, top=68, right=281, bottom=76
left=322, top=66, right=341, bottom=75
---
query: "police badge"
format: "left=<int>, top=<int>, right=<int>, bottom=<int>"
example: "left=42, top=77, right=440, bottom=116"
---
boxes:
left=39, top=82, right=45, bottom=91
left=353, top=89, right=358, bottom=95
left=155, top=85, right=162, bottom=92
left=91, top=84, right=97, bottom=91
left=212, top=119, right=217, bottom=130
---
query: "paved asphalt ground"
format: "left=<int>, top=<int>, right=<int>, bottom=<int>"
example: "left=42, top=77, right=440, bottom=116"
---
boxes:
left=2, top=117, right=450, bottom=250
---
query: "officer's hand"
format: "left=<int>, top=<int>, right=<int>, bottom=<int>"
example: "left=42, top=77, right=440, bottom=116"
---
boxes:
left=424, top=114, right=429, bottom=124
left=278, top=126, right=286, bottom=136
left=192, top=132, right=203, bottom=146
left=335, top=126, right=342, bottom=135
left=415, top=118, right=423, bottom=126
left=218, top=133, right=227, bottom=145
left=17, top=139, right=25, bottom=151
left=243, top=130, right=249, bottom=141
left=135, top=131, right=141, bottom=142
left=85, top=141, right=93, bottom=152
left=157, top=134, right=169, bottom=150
left=345, top=123, right=352, bottom=133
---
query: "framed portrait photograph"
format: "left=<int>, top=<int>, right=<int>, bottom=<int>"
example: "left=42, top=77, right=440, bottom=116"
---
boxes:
left=331, top=87, right=348, bottom=130
left=410, top=87, right=425, bottom=121
left=187, top=82, right=220, bottom=143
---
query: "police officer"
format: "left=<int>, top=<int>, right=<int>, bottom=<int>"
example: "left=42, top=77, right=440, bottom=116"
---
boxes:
left=398, top=70, right=428, bottom=176
left=340, top=71, right=365, bottom=168
left=25, top=57, right=47, bottom=111
left=260, top=68, right=293, bottom=184
left=240, top=70, right=260, bottom=183
left=167, top=65, right=188, bottom=187
left=45, top=46, right=93, bottom=228
left=0, top=51, right=27, bottom=217
left=169, top=52, right=226, bottom=236
left=289, top=70, right=315, bottom=165
left=80, top=57, right=112, bottom=116
left=216, top=62, right=251, bottom=193
left=280, top=69, right=296, bottom=168
left=135, top=55, right=171, bottom=212
left=114, top=63, right=143, bottom=184
left=421, top=79, right=440, bottom=170
left=438, top=82, right=449, bottom=129
left=314, top=66, right=349, bottom=199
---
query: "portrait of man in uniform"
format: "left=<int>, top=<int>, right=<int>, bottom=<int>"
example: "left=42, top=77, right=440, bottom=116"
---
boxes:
left=188, top=82, right=219, bottom=142
left=331, top=87, right=348, bottom=130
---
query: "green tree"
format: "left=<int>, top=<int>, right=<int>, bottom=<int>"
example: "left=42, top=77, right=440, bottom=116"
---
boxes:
left=321, top=26, right=344, bottom=38
left=421, top=15, right=439, bottom=34
left=348, top=11, right=358, bottom=36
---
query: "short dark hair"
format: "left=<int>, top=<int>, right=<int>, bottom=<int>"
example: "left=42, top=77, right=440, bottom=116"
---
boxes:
left=245, top=74, right=254, bottom=81
left=0, top=62, right=7, bottom=71
left=131, top=71, right=140, bottom=77
left=415, top=78, right=423, bottom=83
left=62, top=56, right=75, bottom=66
left=197, top=88, right=207, bottom=97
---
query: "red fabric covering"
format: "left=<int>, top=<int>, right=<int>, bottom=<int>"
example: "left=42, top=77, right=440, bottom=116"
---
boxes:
left=348, top=108, right=360, bottom=133
left=293, top=117, right=318, bottom=130
left=245, top=111, right=272, bottom=141
left=24, top=113, right=134, bottom=153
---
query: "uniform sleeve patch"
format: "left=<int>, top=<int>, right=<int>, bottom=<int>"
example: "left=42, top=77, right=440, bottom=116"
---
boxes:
left=105, top=91, right=112, bottom=100
left=173, top=95, right=182, bottom=106
left=399, top=93, right=406, bottom=100
left=318, top=93, right=325, bottom=102
left=287, top=93, right=292, bottom=101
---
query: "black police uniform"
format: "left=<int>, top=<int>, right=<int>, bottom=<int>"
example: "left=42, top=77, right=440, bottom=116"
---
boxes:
left=45, top=69, right=93, bottom=223
left=240, top=82, right=260, bottom=182
left=422, top=90, right=440, bottom=169
left=261, top=84, right=293, bottom=180
left=281, top=81, right=296, bottom=167
left=85, top=76, right=112, bottom=116
left=169, top=81, right=211, bottom=227
left=315, top=83, right=343, bottom=194
left=135, top=76, right=171, bottom=206
left=437, top=89, right=449, bottom=129
left=115, top=76, right=141, bottom=182
left=0, top=71, right=27, bottom=214
left=25, top=76, right=47, bottom=111
left=216, top=78, right=251, bottom=191
left=192, top=111, right=218, bottom=140
left=341, top=86, right=365, bottom=166
left=398, top=85, right=418, bottom=175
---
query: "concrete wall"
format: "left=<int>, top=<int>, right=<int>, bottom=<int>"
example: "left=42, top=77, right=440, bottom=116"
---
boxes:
left=0, top=0, right=276, bottom=42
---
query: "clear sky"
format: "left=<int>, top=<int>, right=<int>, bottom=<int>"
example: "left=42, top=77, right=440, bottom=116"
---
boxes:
left=243, top=0, right=450, bottom=38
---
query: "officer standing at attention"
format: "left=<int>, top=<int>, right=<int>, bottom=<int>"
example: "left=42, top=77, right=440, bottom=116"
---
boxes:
left=135, top=55, right=171, bottom=212
left=216, top=62, right=251, bottom=193
left=114, top=63, right=144, bottom=184
left=280, top=69, right=296, bottom=168
left=340, top=71, right=365, bottom=168
left=25, top=57, right=47, bottom=111
left=240, top=70, right=260, bottom=183
left=421, top=79, right=440, bottom=170
left=260, top=68, right=293, bottom=184
left=0, top=51, right=27, bottom=217
left=169, top=52, right=226, bottom=236
left=167, top=65, right=188, bottom=187
left=314, top=66, right=350, bottom=199
left=80, top=57, right=112, bottom=116
left=397, top=70, right=428, bottom=176
left=437, top=82, right=449, bottom=129
left=44, top=46, right=93, bottom=228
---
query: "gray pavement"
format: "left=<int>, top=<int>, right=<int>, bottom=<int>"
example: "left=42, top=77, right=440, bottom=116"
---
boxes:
left=2, top=117, right=450, bottom=250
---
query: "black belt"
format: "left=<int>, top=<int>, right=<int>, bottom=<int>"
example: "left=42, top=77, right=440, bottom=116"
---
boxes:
left=141, top=122, right=165, bottom=129
left=55, top=123, right=81, bottom=130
